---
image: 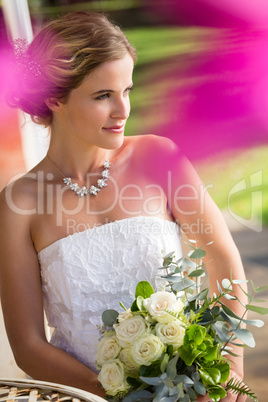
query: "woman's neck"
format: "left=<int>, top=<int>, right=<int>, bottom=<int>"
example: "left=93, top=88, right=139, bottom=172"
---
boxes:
left=47, top=139, right=110, bottom=182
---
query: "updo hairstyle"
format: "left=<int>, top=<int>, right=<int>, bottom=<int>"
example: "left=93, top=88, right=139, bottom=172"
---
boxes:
left=8, top=11, right=137, bottom=127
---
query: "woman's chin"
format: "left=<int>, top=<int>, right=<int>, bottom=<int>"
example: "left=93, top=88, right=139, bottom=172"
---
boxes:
left=101, top=133, right=125, bottom=150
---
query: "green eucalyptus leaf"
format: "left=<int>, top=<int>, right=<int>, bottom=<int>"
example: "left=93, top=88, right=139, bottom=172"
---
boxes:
left=164, top=376, right=174, bottom=388
left=222, top=349, right=241, bottom=357
left=212, top=322, right=230, bottom=342
left=255, top=285, right=268, bottom=293
left=155, top=382, right=169, bottom=399
left=176, top=382, right=185, bottom=398
left=242, top=318, right=264, bottom=327
left=161, top=275, right=184, bottom=283
left=135, top=281, right=154, bottom=298
left=246, top=304, right=268, bottom=315
left=222, top=278, right=232, bottom=289
left=221, top=304, right=241, bottom=319
left=239, top=287, right=266, bottom=303
left=193, top=380, right=206, bottom=396
left=164, top=251, right=176, bottom=259
left=187, top=288, right=209, bottom=302
left=186, top=387, right=197, bottom=400
left=101, top=309, right=119, bottom=327
left=188, top=269, right=205, bottom=278
left=161, top=353, right=170, bottom=374
left=188, top=239, right=197, bottom=244
left=174, top=266, right=184, bottom=275
left=211, top=306, right=221, bottom=316
left=232, top=279, right=248, bottom=284
left=232, top=329, right=256, bottom=347
left=139, top=376, right=163, bottom=386
left=166, top=353, right=180, bottom=380
left=123, top=390, right=153, bottom=402
left=179, top=395, right=191, bottom=402
left=197, top=288, right=209, bottom=301
left=191, top=372, right=200, bottom=382
left=217, top=281, right=222, bottom=294
left=221, top=311, right=240, bottom=330
left=172, top=278, right=196, bottom=292
left=173, top=375, right=193, bottom=386
left=199, top=309, right=213, bottom=325
left=224, top=293, right=237, bottom=300
left=182, top=257, right=197, bottom=269
left=250, top=297, right=267, bottom=303
left=250, top=280, right=257, bottom=293
left=189, top=248, right=206, bottom=259
left=169, top=386, right=179, bottom=397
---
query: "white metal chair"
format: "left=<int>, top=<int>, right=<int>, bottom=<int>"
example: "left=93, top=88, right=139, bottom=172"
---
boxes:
left=0, top=378, right=106, bottom=402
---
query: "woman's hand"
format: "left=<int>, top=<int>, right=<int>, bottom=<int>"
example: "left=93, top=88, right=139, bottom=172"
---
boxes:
left=196, top=370, right=246, bottom=402
left=221, top=369, right=247, bottom=402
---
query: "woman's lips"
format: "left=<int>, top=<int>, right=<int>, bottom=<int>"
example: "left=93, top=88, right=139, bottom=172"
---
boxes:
left=102, top=125, right=125, bottom=133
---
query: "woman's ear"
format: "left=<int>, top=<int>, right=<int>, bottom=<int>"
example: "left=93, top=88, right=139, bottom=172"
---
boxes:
left=45, top=98, right=63, bottom=112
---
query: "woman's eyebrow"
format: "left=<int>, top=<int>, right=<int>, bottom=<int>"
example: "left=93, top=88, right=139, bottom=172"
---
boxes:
left=91, top=83, right=133, bottom=96
left=91, top=89, right=115, bottom=95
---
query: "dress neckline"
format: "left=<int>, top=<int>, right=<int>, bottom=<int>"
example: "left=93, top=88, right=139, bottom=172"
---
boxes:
left=37, top=216, right=178, bottom=256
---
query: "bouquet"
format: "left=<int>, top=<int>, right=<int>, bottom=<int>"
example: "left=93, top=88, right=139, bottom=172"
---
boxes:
left=96, top=242, right=268, bottom=401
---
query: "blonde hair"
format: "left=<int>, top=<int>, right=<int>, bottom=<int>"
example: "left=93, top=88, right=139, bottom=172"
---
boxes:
left=8, top=11, right=137, bottom=127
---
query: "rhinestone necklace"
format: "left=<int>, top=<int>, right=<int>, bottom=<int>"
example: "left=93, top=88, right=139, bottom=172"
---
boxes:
left=46, top=154, right=111, bottom=197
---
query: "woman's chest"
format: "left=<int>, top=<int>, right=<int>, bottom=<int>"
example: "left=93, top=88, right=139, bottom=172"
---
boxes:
left=31, top=175, right=171, bottom=253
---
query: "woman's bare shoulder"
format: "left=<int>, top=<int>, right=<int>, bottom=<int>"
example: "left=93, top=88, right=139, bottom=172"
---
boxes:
left=125, top=134, right=179, bottom=160
left=0, top=170, right=39, bottom=220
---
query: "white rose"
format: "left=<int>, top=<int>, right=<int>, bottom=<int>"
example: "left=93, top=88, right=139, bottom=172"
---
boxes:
left=96, top=334, right=121, bottom=366
left=98, top=359, right=130, bottom=396
left=155, top=320, right=185, bottom=348
left=143, top=291, right=184, bottom=323
left=119, top=347, right=140, bottom=373
left=118, top=308, right=133, bottom=323
left=114, top=315, right=148, bottom=347
left=131, top=334, right=165, bottom=366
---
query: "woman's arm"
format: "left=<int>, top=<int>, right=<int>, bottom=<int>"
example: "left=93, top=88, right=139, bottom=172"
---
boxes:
left=0, top=183, right=105, bottom=398
left=167, top=144, right=247, bottom=401
left=143, top=136, right=247, bottom=401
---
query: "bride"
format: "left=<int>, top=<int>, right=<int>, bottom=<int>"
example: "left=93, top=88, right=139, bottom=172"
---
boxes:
left=0, top=11, right=246, bottom=401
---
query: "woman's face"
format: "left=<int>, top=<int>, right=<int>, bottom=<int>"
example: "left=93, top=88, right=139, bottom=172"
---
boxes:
left=54, top=52, right=134, bottom=150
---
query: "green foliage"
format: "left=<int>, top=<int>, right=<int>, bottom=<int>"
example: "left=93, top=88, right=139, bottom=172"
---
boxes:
left=226, top=378, right=258, bottom=401
left=100, top=244, right=267, bottom=401
left=102, top=309, right=119, bottom=327
left=135, top=281, right=154, bottom=299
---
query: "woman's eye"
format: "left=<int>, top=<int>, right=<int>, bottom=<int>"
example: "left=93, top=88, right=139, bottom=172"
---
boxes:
left=96, top=93, right=110, bottom=100
left=125, top=87, right=133, bottom=95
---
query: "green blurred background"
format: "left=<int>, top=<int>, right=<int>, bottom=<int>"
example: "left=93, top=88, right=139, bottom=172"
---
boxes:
left=0, top=0, right=267, bottom=228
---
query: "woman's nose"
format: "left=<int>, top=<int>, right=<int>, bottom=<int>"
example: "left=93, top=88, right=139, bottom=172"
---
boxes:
left=111, top=97, right=130, bottom=120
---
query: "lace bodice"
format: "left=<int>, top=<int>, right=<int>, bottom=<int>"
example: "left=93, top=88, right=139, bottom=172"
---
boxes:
left=38, top=216, right=182, bottom=372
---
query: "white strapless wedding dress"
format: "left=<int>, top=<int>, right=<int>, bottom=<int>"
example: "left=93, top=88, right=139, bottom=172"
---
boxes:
left=38, top=216, right=182, bottom=373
